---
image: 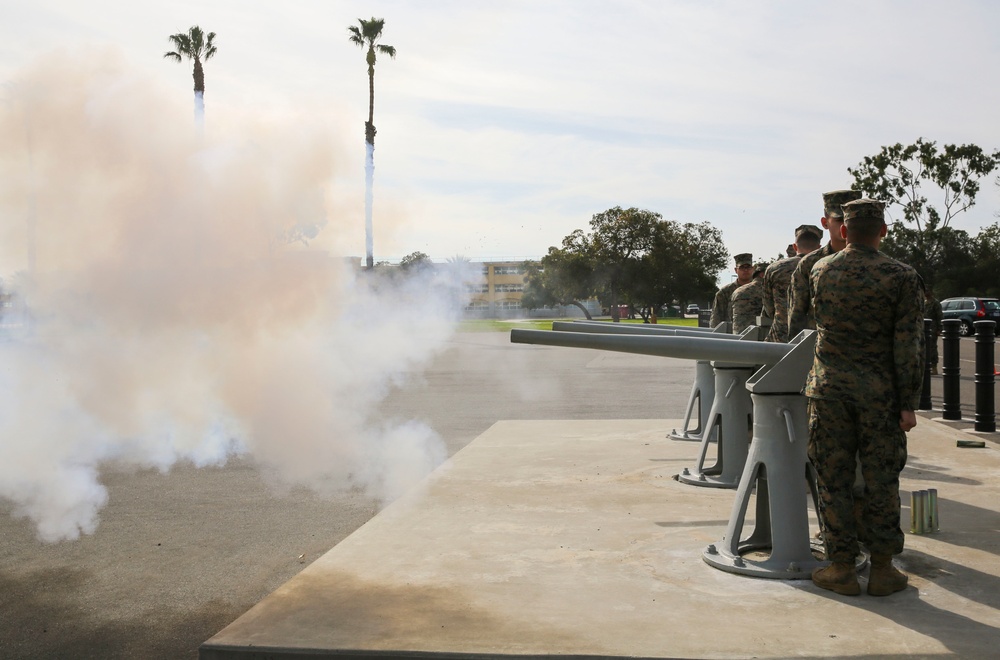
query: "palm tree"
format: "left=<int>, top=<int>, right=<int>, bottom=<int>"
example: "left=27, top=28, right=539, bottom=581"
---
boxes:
left=348, top=17, right=396, bottom=269
left=163, top=25, right=218, bottom=127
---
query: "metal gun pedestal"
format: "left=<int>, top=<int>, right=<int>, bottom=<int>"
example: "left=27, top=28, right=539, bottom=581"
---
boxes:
left=702, top=331, right=862, bottom=579
left=703, top=391, right=824, bottom=578
left=678, top=362, right=754, bottom=488
left=669, top=360, right=715, bottom=441
left=677, top=327, right=764, bottom=487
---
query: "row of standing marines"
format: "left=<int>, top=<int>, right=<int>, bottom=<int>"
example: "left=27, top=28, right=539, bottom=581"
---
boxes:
left=708, top=190, right=935, bottom=597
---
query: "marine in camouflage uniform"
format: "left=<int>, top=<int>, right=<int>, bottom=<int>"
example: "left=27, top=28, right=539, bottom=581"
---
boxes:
left=805, top=198, right=925, bottom=597
left=763, top=224, right=823, bottom=343
left=731, top=263, right=767, bottom=334
left=710, top=253, right=753, bottom=331
left=787, top=190, right=862, bottom=339
left=925, top=292, right=943, bottom=373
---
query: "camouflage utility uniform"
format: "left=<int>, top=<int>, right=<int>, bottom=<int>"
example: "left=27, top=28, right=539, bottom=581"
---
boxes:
left=710, top=280, right=741, bottom=330
left=788, top=189, right=861, bottom=339
left=805, top=243, right=925, bottom=564
left=787, top=243, right=834, bottom=339
left=711, top=253, right=752, bottom=331
left=762, top=255, right=801, bottom=342
left=731, top=277, right=765, bottom=334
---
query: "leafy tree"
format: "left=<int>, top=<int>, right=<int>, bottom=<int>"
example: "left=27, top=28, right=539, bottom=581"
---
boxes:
left=521, top=207, right=728, bottom=321
left=587, top=207, right=658, bottom=320
left=163, top=26, right=217, bottom=124
left=348, top=17, right=396, bottom=270
left=399, top=251, right=433, bottom=272
left=970, top=223, right=1000, bottom=297
left=940, top=223, right=1000, bottom=297
left=847, top=138, right=1000, bottom=286
left=522, top=237, right=597, bottom=319
left=638, top=220, right=728, bottom=313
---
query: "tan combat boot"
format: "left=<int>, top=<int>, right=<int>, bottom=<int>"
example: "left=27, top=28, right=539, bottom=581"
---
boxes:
left=868, top=553, right=908, bottom=596
left=812, top=562, right=860, bottom=596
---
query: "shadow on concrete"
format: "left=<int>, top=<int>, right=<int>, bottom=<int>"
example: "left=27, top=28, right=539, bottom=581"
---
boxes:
left=903, top=497, right=1000, bottom=557
left=653, top=519, right=729, bottom=528
left=201, top=569, right=588, bottom=659
left=902, top=459, right=982, bottom=486
left=0, top=566, right=241, bottom=660
left=794, top=550, right=1000, bottom=658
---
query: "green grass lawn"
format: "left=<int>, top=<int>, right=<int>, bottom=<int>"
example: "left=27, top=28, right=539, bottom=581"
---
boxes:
left=458, top=317, right=700, bottom=332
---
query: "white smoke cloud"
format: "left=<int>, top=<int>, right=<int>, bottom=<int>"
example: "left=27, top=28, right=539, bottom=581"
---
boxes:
left=0, top=51, right=473, bottom=542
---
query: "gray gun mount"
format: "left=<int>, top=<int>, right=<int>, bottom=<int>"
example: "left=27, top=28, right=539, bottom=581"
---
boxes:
left=510, top=326, right=831, bottom=580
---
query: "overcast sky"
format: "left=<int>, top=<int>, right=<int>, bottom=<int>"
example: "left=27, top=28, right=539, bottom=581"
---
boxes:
left=3, top=0, right=1000, bottom=273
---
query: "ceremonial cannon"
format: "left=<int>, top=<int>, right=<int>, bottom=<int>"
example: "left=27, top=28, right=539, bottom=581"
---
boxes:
left=553, top=321, right=732, bottom=443
left=510, top=327, right=828, bottom=579
left=548, top=323, right=766, bottom=487
left=561, top=319, right=725, bottom=334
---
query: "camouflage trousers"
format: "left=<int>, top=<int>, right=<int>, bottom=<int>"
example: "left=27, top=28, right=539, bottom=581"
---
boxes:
left=807, top=398, right=908, bottom=563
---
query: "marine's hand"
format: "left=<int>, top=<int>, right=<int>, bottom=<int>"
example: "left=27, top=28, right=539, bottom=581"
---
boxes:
left=899, top=410, right=917, bottom=432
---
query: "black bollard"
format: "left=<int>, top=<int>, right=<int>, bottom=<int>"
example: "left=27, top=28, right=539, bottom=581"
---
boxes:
left=974, top=320, right=996, bottom=433
left=919, top=319, right=933, bottom=410
left=941, top=319, right=962, bottom=420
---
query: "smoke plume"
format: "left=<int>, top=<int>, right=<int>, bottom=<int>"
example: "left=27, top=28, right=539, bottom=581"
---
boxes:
left=0, top=51, right=472, bottom=542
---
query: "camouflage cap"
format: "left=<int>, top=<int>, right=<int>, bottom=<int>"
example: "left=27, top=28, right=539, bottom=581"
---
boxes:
left=733, top=253, right=752, bottom=266
left=753, top=262, right=769, bottom=277
left=822, top=189, right=862, bottom=218
left=795, top=224, right=823, bottom=240
left=842, top=198, right=886, bottom=223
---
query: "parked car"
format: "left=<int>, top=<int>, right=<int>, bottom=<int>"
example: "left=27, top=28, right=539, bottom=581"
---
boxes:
left=686, top=304, right=700, bottom=315
left=940, top=297, right=1000, bottom=336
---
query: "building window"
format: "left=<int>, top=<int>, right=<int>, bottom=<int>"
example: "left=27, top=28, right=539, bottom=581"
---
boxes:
left=494, top=283, right=524, bottom=293
left=465, top=301, right=490, bottom=311
left=492, top=265, right=523, bottom=276
left=467, top=284, right=489, bottom=293
left=498, top=300, right=522, bottom=310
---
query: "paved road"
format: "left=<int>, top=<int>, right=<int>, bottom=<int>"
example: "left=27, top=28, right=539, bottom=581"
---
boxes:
left=0, top=331, right=694, bottom=660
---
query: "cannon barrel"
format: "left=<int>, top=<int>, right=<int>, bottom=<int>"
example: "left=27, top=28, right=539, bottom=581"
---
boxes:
left=511, top=328, right=791, bottom=365
left=569, top=319, right=721, bottom=333
left=551, top=321, right=731, bottom=339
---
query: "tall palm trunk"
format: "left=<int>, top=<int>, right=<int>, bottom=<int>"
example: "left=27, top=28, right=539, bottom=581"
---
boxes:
left=193, top=58, right=205, bottom=130
left=348, top=18, right=394, bottom=270
left=364, top=51, right=377, bottom=269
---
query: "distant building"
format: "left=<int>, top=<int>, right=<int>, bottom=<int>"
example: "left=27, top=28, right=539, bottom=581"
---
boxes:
left=465, top=260, right=598, bottom=319
left=347, top=256, right=597, bottom=319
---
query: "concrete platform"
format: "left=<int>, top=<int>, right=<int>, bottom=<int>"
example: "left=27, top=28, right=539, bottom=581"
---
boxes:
left=201, top=418, right=1000, bottom=659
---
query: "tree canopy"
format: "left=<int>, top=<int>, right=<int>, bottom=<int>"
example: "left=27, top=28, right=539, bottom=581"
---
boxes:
left=522, top=207, right=728, bottom=320
left=163, top=25, right=217, bottom=94
left=399, top=251, right=433, bottom=272
left=848, top=138, right=1000, bottom=287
